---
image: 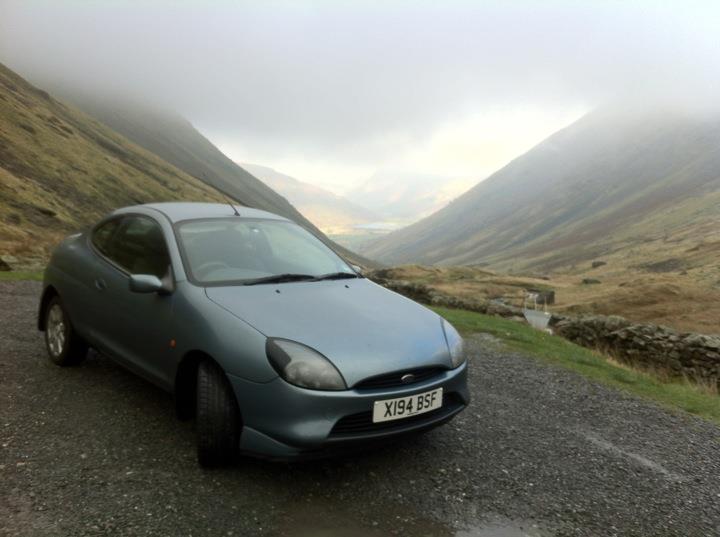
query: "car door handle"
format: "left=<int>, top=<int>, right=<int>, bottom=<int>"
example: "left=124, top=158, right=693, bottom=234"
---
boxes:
left=94, top=278, right=108, bottom=291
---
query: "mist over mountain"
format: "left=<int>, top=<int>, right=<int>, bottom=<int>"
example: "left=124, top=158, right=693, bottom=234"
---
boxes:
left=242, top=163, right=380, bottom=234
left=4, top=1, right=719, bottom=190
left=363, top=107, right=720, bottom=272
left=0, top=62, right=219, bottom=266
left=59, top=96, right=321, bottom=224
left=347, top=171, right=472, bottom=223
left=50, top=92, right=373, bottom=266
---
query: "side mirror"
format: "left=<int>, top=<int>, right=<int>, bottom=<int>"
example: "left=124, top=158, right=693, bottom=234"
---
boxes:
left=351, top=264, right=364, bottom=275
left=129, top=274, right=165, bottom=294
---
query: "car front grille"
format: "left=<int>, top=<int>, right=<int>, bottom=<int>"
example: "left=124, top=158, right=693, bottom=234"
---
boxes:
left=353, top=366, right=448, bottom=390
left=328, top=392, right=464, bottom=438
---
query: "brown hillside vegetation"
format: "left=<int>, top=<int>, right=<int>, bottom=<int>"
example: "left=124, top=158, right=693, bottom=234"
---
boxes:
left=0, top=62, right=220, bottom=267
left=379, top=265, right=720, bottom=335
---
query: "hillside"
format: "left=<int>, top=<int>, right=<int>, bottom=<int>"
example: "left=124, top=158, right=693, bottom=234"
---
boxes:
left=0, top=63, right=220, bottom=268
left=242, top=163, right=379, bottom=234
left=59, top=96, right=371, bottom=265
left=364, top=108, right=720, bottom=277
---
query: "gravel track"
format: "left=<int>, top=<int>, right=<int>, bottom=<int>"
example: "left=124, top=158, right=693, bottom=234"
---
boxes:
left=1, top=281, right=719, bottom=536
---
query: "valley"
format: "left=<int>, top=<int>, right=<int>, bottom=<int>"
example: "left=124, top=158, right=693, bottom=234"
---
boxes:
left=241, top=162, right=382, bottom=235
left=242, top=164, right=466, bottom=251
left=358, top=108, right=720, bottom=334
left=363, top=108, right=720, bottom=276
left=2, top=66, right=718, bottom=334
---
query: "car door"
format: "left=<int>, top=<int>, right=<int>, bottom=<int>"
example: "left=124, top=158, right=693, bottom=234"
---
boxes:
left=90, top=214, right=175, bottom=389
left=63, top=216, right=124, bottom=338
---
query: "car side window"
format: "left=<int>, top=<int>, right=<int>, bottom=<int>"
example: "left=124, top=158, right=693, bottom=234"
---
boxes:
left=100, top=216, right=171, bottom=278
left=91, top=218, right=123, bottom=258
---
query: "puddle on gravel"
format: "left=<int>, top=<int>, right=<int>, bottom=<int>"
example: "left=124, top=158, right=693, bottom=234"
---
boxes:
left=271, top=499, right=548, bottom=537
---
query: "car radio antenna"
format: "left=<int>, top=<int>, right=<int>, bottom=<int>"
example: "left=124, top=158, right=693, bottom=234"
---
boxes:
left=222, top=192, right=241, bottom=217
left=196, top=174, right=241, bottom=216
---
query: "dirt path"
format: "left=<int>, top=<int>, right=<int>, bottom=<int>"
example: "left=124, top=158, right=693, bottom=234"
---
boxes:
left=1, top=281, right=719, bottom=536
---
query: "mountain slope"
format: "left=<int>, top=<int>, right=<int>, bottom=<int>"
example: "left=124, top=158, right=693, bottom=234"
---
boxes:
left=61, top=96, right=371, bottom=265
left=67, top=100, right=295, bottom=215
left=364, top=108, right=720, bottom=272
left=242, top=163, right=379, bottom=234
left=0, top=63, right=219, bottom=267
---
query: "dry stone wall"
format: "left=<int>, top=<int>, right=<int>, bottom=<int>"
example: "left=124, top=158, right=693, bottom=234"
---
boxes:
left=553, top=316, right=720, bottom=387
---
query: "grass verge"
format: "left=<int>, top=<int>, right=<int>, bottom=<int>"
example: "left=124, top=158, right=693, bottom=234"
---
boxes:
left=432, top=306, right=720, bottom=425
left=0, top=271, right=44, bottom=281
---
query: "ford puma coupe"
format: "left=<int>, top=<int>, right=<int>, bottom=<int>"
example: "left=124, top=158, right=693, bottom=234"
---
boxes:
left=38, top=203, right=469, bottom=465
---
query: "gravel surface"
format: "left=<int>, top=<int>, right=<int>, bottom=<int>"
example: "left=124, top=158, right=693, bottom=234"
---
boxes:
left=1, top=280, right=719, bottom=537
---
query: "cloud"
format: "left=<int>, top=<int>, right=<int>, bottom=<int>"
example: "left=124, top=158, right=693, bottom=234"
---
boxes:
left=1, top=0, right=718, bottom=189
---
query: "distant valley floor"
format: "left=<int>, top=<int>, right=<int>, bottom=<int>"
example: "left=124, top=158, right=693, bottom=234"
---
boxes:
left=373, top=264, right=720, bottom=335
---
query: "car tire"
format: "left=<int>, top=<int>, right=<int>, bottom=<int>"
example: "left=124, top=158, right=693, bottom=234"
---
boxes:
left=44, top=296, right=88, bottom=366
left=196, top=360, right=241, bottom=467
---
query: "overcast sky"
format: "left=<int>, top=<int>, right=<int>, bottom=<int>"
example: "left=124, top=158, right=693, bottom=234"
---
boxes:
left=2, top=0, right=719, bottom=194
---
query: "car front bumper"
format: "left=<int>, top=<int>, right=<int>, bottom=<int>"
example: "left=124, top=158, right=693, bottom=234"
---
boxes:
left=227, top=362, right=469, bottom=460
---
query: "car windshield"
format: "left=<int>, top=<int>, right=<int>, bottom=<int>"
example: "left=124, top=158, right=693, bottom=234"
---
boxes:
left=176, top=218, right=356, bottom=285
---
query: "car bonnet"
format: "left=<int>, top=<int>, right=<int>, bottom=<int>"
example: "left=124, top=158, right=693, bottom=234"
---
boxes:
left=205, top=278, right=452, bottom=388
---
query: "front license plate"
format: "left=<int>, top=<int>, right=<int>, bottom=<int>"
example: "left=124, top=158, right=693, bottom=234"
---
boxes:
left=372, top=388, right=443, bottom=423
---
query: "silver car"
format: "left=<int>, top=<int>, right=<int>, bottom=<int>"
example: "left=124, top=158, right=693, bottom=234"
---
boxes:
left=38, top=203, right=469, bottom=465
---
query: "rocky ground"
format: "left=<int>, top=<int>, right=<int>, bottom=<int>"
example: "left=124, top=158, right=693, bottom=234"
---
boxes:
left=2, top=281, right=719, bottom=537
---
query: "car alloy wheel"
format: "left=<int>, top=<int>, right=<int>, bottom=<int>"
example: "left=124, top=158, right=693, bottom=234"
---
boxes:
left=46, top=304, right=67, bottom=357
left=44, top=296, right=88, bottom=366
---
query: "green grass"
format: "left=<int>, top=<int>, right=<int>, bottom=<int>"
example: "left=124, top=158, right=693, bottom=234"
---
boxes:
left=0, top=270, right=44, bottom=281
left=432, top=306, right=720, bottom=425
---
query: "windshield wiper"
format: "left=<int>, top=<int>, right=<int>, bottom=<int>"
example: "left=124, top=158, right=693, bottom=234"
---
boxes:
left=310, top=272, right=362, bottom=282
left=242, top=273, right=316, bottom=286
left=242, top=272, right=361, bottom=285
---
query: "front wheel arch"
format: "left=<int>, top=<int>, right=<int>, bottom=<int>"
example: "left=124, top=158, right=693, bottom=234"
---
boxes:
left=175, top=351, right=207, bottom=420
left=175, top=351, right=241, bottom=422
left=38, top=285, right=58, bottom=331
left=196, top=359, right=242, bottom=466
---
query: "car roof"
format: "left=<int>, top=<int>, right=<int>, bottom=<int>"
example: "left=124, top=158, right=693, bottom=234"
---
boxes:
left=116, top=202, right=291, bottom=224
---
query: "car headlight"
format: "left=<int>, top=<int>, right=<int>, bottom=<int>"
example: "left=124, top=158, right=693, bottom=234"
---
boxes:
left=442, top=319, right=465, bottom=368
left=266, top=338, right=347, bottom=391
